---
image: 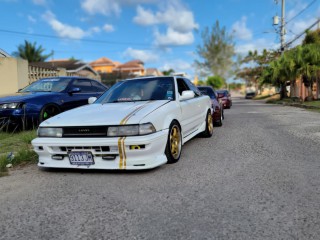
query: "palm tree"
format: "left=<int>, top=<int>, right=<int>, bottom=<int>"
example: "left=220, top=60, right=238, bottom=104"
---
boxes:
left=13, top=40, right=53, bottom=62
left=296, top=44, right=320, bottom=101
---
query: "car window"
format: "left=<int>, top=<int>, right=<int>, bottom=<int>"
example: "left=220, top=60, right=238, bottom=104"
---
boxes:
left=184, top=78, right=202, bottom=97
left=95, top=77, right=175, bottom=103
left=71, top=79, right=93, bottom=93
left=20, top=78, right=72, bottom=93
left=91, top=80, right=107, bottom=92
left=177, top=78, right=190, bottom=95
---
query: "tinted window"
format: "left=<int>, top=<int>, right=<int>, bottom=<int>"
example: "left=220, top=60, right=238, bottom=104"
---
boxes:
left=184, top=78, right=201, bottom=97
left=177, top=78, right=190, bottom=95
left=199, top=87, right=216, bottom=99
left=71, top=79, right=93, bottom=93
left=91, top=80, right=107, bottom=92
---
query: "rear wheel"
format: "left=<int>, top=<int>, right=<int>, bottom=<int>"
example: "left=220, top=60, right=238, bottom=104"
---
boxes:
left=39, top=105, right=60, bottom=123
left=201, top=111, right=213, bottom=137
left=165, top=121, right=182, bottom=164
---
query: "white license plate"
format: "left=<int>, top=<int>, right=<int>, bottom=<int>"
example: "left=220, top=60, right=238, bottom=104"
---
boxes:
left=68, top=151, right=94, bottom=165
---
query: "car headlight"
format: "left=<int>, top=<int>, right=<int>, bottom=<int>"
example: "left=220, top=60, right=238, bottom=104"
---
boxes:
left=107, top=123, right=156, bottom=137
left=0, top=103, right=21, bottom=109
left=38, top=127, right=63, bottom=137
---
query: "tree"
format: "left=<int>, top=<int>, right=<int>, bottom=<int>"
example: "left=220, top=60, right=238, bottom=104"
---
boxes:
left=162, top=69, right=175, bottom=76
left=195, top=21, right=235, bottom=78
left=13, top=40, right=53, bottom=62
left=303, top=29, right=320, bottom=45
left=206, top=75, right=225, bottom=89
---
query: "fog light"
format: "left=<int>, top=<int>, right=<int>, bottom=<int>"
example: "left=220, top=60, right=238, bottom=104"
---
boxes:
left=52, top=155, right=64, bottom=160
left=102, top=155, right=117, bottom=160
left=130, top=145, right=145, bottom=150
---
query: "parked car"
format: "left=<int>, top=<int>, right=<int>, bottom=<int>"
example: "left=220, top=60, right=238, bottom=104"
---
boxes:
left=217, top=90, right=232, bottom=109
left=0, top=77, right=107, bottom=129
left=245, top=91, right=256, bottom=99
left=198, top=86, right=224, bottom=126
left=32, top=76, right=213, bottom=170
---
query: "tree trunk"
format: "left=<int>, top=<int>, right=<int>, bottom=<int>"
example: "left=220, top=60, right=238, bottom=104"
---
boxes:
left=290, top=80, right=296, bottom=98
left=280, top=83, right=287, bottom=100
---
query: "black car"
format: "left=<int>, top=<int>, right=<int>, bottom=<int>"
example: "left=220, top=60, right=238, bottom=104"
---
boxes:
left=0, top=77, right=108, bottom=129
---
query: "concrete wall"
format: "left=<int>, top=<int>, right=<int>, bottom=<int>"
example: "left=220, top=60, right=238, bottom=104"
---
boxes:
left=0, top=58, right=28, bottom=96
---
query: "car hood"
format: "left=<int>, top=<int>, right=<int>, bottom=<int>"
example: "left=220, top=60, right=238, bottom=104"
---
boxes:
left=0, top=92, right=56, bottom=103
left=41, top=100, right=171, bottom=127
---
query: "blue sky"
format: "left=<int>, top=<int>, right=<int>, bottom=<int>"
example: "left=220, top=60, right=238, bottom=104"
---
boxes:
left=0, top=0, right=319, bottom=79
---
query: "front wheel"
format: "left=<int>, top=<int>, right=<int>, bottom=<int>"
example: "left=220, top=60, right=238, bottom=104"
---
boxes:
left=39, top=105, right=60, bottom=123
left=165, top=121, right=182, bottom=164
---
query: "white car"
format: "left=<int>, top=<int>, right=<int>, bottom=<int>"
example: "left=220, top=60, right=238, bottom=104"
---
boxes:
left=32, top=76, right=213, bottom=170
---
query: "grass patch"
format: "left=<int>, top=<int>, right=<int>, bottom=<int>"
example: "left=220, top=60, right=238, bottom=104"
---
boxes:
left=253, top=94, right=274, bottom=100
left=265, top=94, right=281, bottom=103
left=0, top=130, right=37, bottom=176
left=302, top=101, right=320, bottom=108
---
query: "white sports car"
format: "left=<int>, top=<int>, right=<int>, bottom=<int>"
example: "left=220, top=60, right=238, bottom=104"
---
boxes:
left=32, top=76, right=213, bottom=170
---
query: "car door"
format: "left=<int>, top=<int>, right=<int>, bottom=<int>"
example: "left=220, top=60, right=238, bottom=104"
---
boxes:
left=62, top=79, right=97, bottom=111
left=177, top=78, right=202, bottom=137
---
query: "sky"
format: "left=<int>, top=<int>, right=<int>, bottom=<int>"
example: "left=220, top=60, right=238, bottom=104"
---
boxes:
left=0, top=0, right=319, bottom=79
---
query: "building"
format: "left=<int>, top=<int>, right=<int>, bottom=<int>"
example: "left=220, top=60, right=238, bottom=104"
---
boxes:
left=0, top=48, right=11, bottom=58
left=30, top=59, right=100, bottom=80
left=113, top=59, right=145, bottom=77
left=90, top=57, right=120, bottom=73
left=145, top=68, right=163, bottom=77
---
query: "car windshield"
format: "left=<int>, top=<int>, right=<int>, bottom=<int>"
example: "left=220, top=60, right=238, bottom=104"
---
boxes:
left=95, top=77, right=175, bottom=103
left=217, top=90, right=228, bottom=97
left=20, top=78, right=72, bottom=93
left=198, top=87, right=216, bottom=99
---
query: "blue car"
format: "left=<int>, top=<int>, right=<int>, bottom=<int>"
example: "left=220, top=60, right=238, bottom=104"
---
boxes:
left=0, top=77, right=108, bottom=129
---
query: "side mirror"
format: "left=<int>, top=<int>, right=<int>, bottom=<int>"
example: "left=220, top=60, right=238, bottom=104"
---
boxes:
left=68, top=87, right=81, bottom=94
left=88, top=97, right=97, bottom=104
left=180, top=90, right=195, bottom=101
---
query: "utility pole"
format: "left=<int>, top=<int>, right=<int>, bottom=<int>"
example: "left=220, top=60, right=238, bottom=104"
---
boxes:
left=280, top=0, right=286, bottom=54
left=273, top=0, right=286, bottom=53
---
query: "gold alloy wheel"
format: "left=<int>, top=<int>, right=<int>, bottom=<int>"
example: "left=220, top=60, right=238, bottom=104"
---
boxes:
left=170, top=125, right=181, bottom=159
left=208, top=114, right=213, bottom=134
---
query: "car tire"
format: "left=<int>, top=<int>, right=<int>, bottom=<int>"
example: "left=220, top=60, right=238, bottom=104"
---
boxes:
left=201, top=111, right=214, bottom=137
left=216, top=110, right=223, bottom=127
left=165, top=121, right=182, bottom=164
left=39, top=104, right=61, bottom=123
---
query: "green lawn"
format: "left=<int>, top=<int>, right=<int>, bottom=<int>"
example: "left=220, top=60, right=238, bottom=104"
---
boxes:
left=0, top=130, right=37, bottom=177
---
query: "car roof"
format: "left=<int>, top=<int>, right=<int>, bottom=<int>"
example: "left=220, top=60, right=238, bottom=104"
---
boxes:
left=121, top=76, right=175, bottom=81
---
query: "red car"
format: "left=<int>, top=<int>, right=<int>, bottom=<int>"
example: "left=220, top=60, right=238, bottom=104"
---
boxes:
left=198, top=86, right=224, bottom=126
left=217, top=90, right=232, bottom=109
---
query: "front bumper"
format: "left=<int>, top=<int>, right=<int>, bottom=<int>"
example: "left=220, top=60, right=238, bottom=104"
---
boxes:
left=32, top=130, right=169, bottom=170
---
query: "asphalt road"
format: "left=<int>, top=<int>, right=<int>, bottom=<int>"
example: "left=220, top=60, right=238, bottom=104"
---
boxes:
left=1, top=98, right=320, bottom=240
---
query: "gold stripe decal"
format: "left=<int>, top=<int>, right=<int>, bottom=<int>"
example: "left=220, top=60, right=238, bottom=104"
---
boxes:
left=118, top=102, right=151, bottom=169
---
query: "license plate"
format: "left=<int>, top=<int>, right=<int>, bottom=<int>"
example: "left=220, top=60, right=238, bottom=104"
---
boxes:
left=68, top=151, right=94, bottom=166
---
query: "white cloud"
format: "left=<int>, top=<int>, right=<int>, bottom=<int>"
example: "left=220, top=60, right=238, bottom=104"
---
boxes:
left=123, top=48, right=158, bottom=63
left=27, top=15, right=36, bottom=23
left=232, top=16, right=252, bottom=41
left=154, top=28, right=194, bottom=47
left=103, top=24, right=114, bottom=32
left=235, top=38, right=277, bottom=55
left=32, top=0, right=47, bottom=6
left=160, top=59, right=194, bottom=77
left=134, top=5, right=198, bottom=33
left=42, top=11, right=95, bottom=39
left=81, top=0, right=156, bottom=16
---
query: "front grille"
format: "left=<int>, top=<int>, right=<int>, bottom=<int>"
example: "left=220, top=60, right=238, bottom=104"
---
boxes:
left=58, top=146, right=110, bottom=153
left=63, top=126, right=107, bottom=137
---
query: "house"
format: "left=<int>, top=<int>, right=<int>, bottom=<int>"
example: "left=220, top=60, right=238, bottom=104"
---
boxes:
left=292, top=77, right=320, bottom=100
left=145, top=68, right=163, bottom=77
left=113, top=59, right=145, bottom=77
left=29, top=59, right=100, bottom=80
left=0, top=48, right=11, bottom=57
left=90, top=57, right=120, bottom=73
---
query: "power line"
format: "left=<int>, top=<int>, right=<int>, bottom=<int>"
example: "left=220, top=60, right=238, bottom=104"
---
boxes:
left=285, top=0, right=317, bottom=25
left=284, top=18, right=320, bottom=48
left=0, top=28, right=152, bottom=47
